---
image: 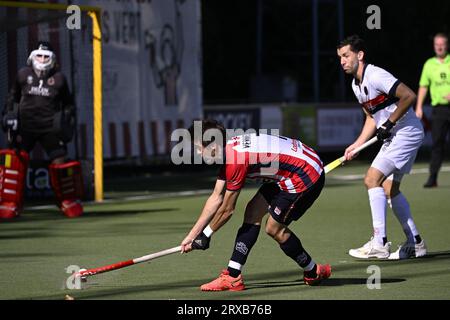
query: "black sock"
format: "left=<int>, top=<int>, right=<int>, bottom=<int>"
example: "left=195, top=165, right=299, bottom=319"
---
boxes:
left=303, top=265, right=318, bottom=278
left=414, top=235, right=422, bottom=244
left=227, top=223, right=260, bottom=277
left=279, top=232, right=313, bottom=269
left=227, top=267, right=241, bottom=278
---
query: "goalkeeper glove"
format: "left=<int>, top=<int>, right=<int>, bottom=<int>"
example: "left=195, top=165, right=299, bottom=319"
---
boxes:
left=2, top=112, right=18, bottom=132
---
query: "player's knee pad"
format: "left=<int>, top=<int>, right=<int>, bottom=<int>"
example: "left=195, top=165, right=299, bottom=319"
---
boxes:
left=0, top=149, right=29, bottom=218
left=49, top=161, right=84, bottom=217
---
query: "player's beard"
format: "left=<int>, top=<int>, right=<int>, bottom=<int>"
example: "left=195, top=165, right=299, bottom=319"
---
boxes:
left=203, top=156, right=216, bottom=165
left=203, top=145, right=224, bottom=165
left=351, top=60, right=359, bottom=76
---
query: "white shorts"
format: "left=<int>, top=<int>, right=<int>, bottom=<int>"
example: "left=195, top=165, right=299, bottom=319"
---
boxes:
left=371, top=124, right=424, bottom=180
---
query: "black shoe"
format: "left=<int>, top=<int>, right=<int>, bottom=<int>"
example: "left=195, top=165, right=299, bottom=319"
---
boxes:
left=423, top=178, right=438, bottom=188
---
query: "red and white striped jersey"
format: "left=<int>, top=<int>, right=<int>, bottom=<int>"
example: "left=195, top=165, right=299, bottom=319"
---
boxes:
left=351, top=64, right=418, bottom=130
left=218, top=133, right=323, bottom=193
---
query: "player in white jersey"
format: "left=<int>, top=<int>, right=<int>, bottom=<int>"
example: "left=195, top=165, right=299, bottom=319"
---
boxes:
left=180, top=119, right=331, bottom=291
left=337, top=35, right=427, bottom=260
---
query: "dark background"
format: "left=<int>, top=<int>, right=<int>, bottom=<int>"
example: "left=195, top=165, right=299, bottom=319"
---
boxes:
left=201, top=0, right=450, bottom=104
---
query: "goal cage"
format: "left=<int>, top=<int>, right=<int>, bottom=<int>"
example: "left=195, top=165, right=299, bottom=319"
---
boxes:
left=0, top=0, right=103, bottom=201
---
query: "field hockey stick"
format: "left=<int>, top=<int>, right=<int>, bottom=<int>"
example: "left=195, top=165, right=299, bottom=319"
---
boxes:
left=75, top=245, right=182, bottom=280
left=324, top=136, right=378, bottom=174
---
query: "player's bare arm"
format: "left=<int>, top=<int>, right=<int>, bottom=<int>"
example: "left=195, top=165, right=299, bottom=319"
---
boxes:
left=345, top=109, right=376, bottom=161
left=208, top=189, right=241, bottom=231
left=415, top=86, right=428, bottom=119
left=390, top=83, right=417, bottom=123
left=181, top=179, right=225, bottom=253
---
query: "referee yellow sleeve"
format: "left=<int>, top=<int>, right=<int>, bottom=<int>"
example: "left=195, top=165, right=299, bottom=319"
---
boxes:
left=419, top=61, right=431, bottom=87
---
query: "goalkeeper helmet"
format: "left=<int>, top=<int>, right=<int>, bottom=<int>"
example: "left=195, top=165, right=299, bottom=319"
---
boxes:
left=27, top=41, right=56, bottom=73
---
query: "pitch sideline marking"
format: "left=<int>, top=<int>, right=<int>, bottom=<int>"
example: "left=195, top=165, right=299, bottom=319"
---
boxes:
left=330, top=166, right=450, bottom=181
left=26, top=189, right=211, bottom=211
left=26, top=166, right=450, bottom=210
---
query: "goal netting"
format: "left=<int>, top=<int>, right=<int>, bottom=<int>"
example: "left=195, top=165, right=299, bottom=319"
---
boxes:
left=0, top=1, right=102, bottom=201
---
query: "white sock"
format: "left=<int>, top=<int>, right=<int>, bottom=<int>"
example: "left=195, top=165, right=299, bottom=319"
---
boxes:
left=368, top=187, right=387, bottom=246
left=303, top=260, right=316, bottom=272
left=228, top=260, right=242, bottom=271
left=389, top=193, right=419, bottom=243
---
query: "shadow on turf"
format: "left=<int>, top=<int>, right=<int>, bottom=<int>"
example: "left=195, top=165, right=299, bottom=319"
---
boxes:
left=421, top=250, right=450, bottom=258
left=0, top=252, right=67, bottom=259
left=22, top=266, right=407, bottom=300
left=316, top=278, right=405, bottom=286
left=246, top=277, right=405, bottom=290
left=19, top=270, right=305, bottom=299
left=83, top=208, right=178, bottom=217
left=347, top=250, right=450, bottom=265
left=245, top=277, right=406, bottom=290
left=23, top=275, right=406, bottom=300
left=21, top=277, right=217, bottom=300
left=17, top=253, right=450, bottom=299
left=0, top=232, right=49, bottom=240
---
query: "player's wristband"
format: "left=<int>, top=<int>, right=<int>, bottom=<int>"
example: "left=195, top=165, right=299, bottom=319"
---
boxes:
left=203, top=225, right=214, bottom=238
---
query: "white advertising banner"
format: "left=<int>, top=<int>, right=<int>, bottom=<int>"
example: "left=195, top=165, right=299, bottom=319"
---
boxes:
left=317, top=107, right=365, bottom=148
left=75, top=0, right=202, bottom=159
left=1, top=0, right=202, bottom=159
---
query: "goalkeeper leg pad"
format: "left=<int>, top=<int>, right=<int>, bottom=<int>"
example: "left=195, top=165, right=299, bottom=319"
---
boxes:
left=49, top=161, right=84, bottom=218
left=0, top=149, right=29, bottom=219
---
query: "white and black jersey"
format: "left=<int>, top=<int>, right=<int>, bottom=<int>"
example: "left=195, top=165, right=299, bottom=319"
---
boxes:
left=351, top=64, right=424, bottom=177
left=351, top=64, right=419, bottom=132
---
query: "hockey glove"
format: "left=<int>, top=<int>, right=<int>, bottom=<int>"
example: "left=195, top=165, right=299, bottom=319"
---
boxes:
left=376, top=119, right=395, bottom=141
left=2, top=112, right=18, bottom=133
left=191, top=232, right=211, bottom=250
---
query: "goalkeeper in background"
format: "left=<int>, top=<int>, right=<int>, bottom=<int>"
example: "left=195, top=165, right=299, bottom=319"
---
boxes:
left=1, top=41, right=84, bottom=219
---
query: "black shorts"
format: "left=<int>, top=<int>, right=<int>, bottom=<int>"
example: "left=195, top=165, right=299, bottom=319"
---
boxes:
left=259, top=172, right=325, bottom=225
left=17, top=130, right=67, bottom=160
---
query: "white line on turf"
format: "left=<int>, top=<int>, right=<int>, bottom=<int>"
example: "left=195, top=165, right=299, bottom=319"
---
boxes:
left=330, top=166, right=450, bottom=181
left=25, top=165, right=450, bottom=211
left=26, top=189, right=212, bottom=211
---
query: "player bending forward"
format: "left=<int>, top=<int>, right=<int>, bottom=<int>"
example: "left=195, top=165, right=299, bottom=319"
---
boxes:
left=180, top=119, right=330, bottom=291
left=337, top=35, right=427, bottom=260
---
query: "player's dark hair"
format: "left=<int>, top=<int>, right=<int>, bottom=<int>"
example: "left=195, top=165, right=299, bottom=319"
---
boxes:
left=35, top=41, right=54, bottom=52
left=188, top=119, right=226, bottom=147
left=337, top=35, right=367, bottom=61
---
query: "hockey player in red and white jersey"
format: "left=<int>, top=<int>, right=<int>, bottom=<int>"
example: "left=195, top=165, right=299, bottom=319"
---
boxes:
left=180, top=119, right=331, bottom=291
left=337, top=35, right=427, bottom=260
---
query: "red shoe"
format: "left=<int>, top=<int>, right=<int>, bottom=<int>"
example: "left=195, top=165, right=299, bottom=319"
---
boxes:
left=0, top=202, right=19, bottom=219
left=200, top=270, right=245, bottom=291
left=60, top=200, right=83, bottom=218
left=303, top=264, right=332, bottom=286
